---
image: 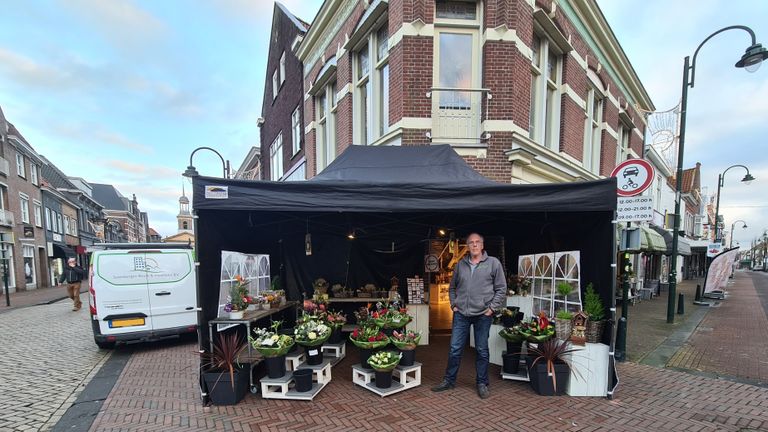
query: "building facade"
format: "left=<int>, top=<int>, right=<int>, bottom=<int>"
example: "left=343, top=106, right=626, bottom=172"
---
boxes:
left=91, top=184, right=145, bottom=243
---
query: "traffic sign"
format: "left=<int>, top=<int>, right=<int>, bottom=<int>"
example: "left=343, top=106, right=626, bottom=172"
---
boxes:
left=610, top=159, right=655, bottom=197
left=616, top=196, right=654, bottom=222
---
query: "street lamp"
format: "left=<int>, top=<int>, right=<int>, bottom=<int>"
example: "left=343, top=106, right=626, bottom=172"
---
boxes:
left=182, top=146, right=231, bottom=179
left=667, top=25, right=767, bottom=324
left=714, top=165, right=754, bottom=243
left=729, top=220, right=747, bottom=249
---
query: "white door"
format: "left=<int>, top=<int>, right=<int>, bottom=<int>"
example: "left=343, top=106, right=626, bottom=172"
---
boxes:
left=145, top=250, right=196, bottom=330
left=93, top=251, right=153, bottom=335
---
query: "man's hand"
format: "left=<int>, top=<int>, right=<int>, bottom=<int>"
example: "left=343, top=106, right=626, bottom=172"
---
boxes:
left=484, top=308, right=494, bottom=316
left=452, top=306, right=459, bottom=312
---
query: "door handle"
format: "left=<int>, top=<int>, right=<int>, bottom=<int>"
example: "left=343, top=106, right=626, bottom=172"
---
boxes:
left=155, top=291, right=171, bottom=296
left=185, top=306, right=194, bottom=310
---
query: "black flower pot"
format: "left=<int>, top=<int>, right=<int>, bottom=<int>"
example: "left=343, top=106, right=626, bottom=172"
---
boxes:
left=359, top=348, right=374, bottom=369
left=203, top=366, right=249, bottom=405
left=506, top=341, right=523, bottom=356
left=304, top=345, right=323, bottom=365
left=328, top=327, right=342, bottom=344
left=528, top=361, right=570, bottom=396
left=264, top=355, right=286, bottom=379
left=399, top=349, right=416, bottom=366
left=374, top=370, right=393, bottom=388
left=293, top=369, right=313, bottom=392
left=502, top=352, right=521, bottom=375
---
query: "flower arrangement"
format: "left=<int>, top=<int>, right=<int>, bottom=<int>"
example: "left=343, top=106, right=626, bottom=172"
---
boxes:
left=519, top=311, right=555, bottom=342
left=354, top=304, right=372, bottom=326
left=349, top=324, right=389, bottom=349
left=507, top=274, right=532, bottom=296
left=294, top=319, right=331, bottom=346
left=367, top=350, right=402, bottom=372
left=313, top=278, right=329, bottom=295
left=498, top=325, right=527, bottom=343
left=249, top=325, right=294, bottom=358
left=371, top=301, right=411, bottom=329
left=325, top=310, right=347, bottom=329
left=390, top=329, right=421, bottom=350
left=223, top=275, right=255, bottom=312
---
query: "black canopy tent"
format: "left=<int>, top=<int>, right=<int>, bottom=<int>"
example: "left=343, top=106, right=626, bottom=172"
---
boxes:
left=191, top=145, right=619, bottom=396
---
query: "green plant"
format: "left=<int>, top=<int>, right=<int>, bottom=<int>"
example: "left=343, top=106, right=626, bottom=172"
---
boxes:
left=271, top=275, right=281, bottom=292
left=556, top=281, right=573, bottom=298
left=498, top=325, right=527, bottom=343
left=583, top=283, right=605, bottom=321
left=367, top=350, right=402, bottom=371
left=390, top=329, right=421, bottom=350
left=294, top=319, right=331, bottom=346
left=527, top=339, right=582, bottom=393
left=349, top=324, right=389, bottom=349
left=201, top=333, right=246, bottom=391
left=555, top=310, right=573, bottom=320
left=249, top=328, right=294, bottom=357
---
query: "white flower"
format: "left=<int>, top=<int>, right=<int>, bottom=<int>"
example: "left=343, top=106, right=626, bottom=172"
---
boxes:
left=308, top=332, right=317, bottom=340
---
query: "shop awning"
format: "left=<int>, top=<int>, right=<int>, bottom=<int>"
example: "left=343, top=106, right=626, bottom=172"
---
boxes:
left=52, top=243, right=76, bottom=259
left=651, top=225, right=692, bottom=256
left=624, top=226, right=667, bottom=253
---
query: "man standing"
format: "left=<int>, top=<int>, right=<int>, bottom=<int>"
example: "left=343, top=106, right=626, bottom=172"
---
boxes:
left=432, top=233, right=506, bottom=399
left=59, top=258, right=85, bottom=311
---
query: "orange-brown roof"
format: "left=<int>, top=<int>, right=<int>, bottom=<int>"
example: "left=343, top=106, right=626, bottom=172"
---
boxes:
left=667, top=162, right=702, bottom=194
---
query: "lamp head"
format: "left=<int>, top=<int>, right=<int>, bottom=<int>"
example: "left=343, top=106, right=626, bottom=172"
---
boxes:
left=183, top=165, right=200, bottom=178
left=735, top=43, right=768, bottom=72
left=741, top=173, right=755, bottom=185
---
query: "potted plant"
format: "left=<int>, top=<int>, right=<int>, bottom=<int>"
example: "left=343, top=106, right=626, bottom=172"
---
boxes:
left=224, top=275, right=254, bottom=319
left=294, top=319, right=331, bottom=365
left=349, top=324, right=390, bottom=369
left=371, top=300, right=411, bottom=335
left=249, top=322, right=294, bottom=379
left=201, top=332, right=248, bottom=405
left=583, top=283, right=606, bottom=343
left=527, top=339, right=580, bottom=396
left=498, top=325, right=527, bottom=374
left=312, top=277, right=329, bottom=296
left=367, top=350, right=402, bottom=389
left=325, top=310, right=347, bottom=343
left=519, top=311, right=555, bottom=344
left=507, top=274, right=532, bottom=296
left=390, top=329, right=421, bottom=366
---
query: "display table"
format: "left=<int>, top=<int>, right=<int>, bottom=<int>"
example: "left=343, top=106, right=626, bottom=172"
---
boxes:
left=506, top=295, right=533, bottom=319
left=566, top=343, right=609, bottom=397
left=500, top=351, right=529, bottom=382
left=260, top=358, right=332, bottom=401
left=321, top=340, right=346, bottom=365
left=352, top=362, right=422, bottom=397
left=406, top=304, right=429, bottom=345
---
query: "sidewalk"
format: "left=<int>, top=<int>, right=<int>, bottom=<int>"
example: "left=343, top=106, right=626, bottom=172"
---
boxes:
left=0, top=282, right=88, bottom=313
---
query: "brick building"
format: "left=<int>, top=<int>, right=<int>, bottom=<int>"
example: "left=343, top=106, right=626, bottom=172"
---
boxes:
left=258, top=0, right=655, bottom=185
left=91, top=184, right=145, bottom=243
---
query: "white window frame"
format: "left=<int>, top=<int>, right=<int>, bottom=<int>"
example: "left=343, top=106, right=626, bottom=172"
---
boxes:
left=64, top=215, right=71, bottom=235
left=71, top=217, right=78, bottom=236
left=291, top=107, right=301, bottom=156
left=616, top=122, right=631, bottom=165
left=315, top=82, right=337, bottom=172
left=19, top=193, right=30, bottom=224
left=16, top=153, right=25, bottom=177
left=270, top=133, right=284, bottom=181
left=272, top=70, right=279, bottom=100
left=57, top=213, right=63, bottom=234
left=353, top=21, right=389, bottom=145
left=279, top=51, right=286, bottom=85
left=30, top=163, right=39, bottom=185
left=583, top=81, right=604, bottom=174
left=529, top=32, right=562, bottom=151
left=33, top=201, right=42, bottom=227
left=45, top=208, right=52, bottom=231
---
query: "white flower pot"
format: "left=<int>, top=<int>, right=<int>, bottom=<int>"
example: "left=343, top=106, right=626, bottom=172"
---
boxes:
left=229, top=310, right=244, bottom=319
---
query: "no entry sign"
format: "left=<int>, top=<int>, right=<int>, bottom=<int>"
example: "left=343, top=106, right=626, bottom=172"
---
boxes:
left=610, top=159, right=655, bottom=197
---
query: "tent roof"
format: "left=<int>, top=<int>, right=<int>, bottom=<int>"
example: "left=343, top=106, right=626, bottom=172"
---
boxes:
left=192, top=146, right=617, bottom=214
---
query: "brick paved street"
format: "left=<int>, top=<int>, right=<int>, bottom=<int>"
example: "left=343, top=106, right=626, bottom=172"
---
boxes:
left=89, top=334, right=768, bottom=432
left=0, top=300, right=109, bottom=431
left=1, top=283, right=89, bottom=315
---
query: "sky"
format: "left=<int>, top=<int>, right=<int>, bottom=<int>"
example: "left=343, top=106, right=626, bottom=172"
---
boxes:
left=0, top=0, right=766, bottom=245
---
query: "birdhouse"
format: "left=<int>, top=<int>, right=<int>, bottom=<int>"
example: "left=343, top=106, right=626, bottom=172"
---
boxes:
left=570, top=311, right=589, bottom=345
left=572, top=311, right=589, bottom=329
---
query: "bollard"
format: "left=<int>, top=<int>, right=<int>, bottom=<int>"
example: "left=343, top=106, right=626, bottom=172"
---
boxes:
left=677, top=293, right=685, bottom=314
left=694, top=284, right=702, bottom=302
left=615, top=317, right=627, bottom=362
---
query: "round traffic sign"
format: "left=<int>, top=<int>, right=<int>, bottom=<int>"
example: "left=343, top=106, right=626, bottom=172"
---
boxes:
left=610, top=159, right=655, bottom=197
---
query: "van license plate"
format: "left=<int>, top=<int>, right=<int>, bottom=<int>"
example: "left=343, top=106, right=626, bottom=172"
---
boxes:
left=109, top=318, right=145, bottom=328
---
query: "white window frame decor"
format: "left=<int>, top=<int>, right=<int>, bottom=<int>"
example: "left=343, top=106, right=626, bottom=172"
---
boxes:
left=30, top=163, right=38, bottom=185
left=315, top=82, right=337, bottom=172
left=33, top=201, right=42, bottom=227
left=19, top=193, right=30, bottom=224
left=291, top=106, right=301, bottom=156
left=16, top=153, right=25, bottom=177
left=521, top=250, right=582, bottom=317
left=217, top=251, right=271, bottom=329
left=529, top=33, right=562, bottom=151
left=353, top=21, right=389, bottom=145
left=270, top=133, right=284, bottom=181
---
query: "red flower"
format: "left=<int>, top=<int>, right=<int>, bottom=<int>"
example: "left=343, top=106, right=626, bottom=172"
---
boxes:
left=352, top=329, right=359, bottom=338
left=368, top=336, right=375, bottom=342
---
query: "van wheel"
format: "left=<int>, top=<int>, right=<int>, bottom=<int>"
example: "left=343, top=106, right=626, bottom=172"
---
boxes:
left=96, top=340, right=116, bottom=350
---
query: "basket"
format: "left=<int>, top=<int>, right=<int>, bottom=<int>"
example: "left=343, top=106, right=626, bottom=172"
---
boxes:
left=554, top=318, right=572, bottom=341
left=586, top=320, right=605, bottom=343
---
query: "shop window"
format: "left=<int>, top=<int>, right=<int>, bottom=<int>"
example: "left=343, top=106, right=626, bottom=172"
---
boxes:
left=270, top=133, right=284, bottom=181
left=529, top=33, right=562, bottom=151
left=23, top=245, right=35, bottom=285
left=1, top=243, right=15, bottom=288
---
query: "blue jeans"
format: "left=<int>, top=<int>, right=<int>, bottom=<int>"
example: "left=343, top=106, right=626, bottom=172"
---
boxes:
left=443, top=311, right=492, bottom=385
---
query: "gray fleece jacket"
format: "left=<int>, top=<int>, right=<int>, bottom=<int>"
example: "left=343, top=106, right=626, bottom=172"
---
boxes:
left=449, top=251, right=507, bottom=316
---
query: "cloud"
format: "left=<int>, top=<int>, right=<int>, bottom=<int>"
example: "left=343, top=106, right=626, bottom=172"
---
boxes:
left=105, top=160, right=180, bottom=179
left=46, top=121, right=153, bottom=154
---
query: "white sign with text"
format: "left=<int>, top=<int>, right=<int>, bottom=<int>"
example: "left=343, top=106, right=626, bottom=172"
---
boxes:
left=616, top=196, right=654, bottom=222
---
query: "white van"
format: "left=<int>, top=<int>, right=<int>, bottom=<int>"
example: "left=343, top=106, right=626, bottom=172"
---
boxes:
left=89, top=243, right=197, bottom=349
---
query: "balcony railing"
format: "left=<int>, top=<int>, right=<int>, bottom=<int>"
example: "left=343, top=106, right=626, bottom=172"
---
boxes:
left=0, top=157, right=9, bottom=176
left=428, top=87, right=491, bottom=143
left=0, top=209, right=14, bottom=227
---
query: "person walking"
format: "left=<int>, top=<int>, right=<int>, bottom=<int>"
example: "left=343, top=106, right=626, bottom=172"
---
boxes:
left=59, top=258, right=85, bottom=311
left=432, top=233, right=506, bottom=399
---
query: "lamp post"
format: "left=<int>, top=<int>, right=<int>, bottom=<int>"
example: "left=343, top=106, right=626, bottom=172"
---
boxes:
left=713, top=165, right=754, bottom=243
left=729, top=220, right=747, bottom=249
left=183, top=146, right=230, bottom=179
left=667, top=25, right=767, bottom=324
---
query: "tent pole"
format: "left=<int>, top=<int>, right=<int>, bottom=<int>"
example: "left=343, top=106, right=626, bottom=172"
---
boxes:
left=607, top=212, right=618, bottom=399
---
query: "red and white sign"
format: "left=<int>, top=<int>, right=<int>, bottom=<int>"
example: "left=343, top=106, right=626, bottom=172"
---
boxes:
left=610, top=159, right=655, bottom=197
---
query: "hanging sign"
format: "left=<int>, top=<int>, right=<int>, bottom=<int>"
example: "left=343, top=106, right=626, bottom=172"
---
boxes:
left=706, top=243, right=723, bottom=258
left=424, top=254, right=440, bottom=272
left=610, top=159, right=655, bottom=197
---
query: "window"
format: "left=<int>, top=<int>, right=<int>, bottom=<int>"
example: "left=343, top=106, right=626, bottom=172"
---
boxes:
left=315, top=82, right=337, bottom=172
left=57, top=213, right=63, bottom=234
left=19, top=193, right=29, bottom=224
left=291, top=107, right=301, bottom=155
left=29, top=164, right=38, bottom=185
left=45, top=208, right=52, bottom=230
left=33, top=202, right=42, bottom=227
left=354, top=22, right=389, bottom=145
left=16, top=153, right=25, bottom=177
left=583, top=85, right=604, bottom=174
left=272, top=70, right=279, bottom=100
left=70, top=217, right=78, bottom=236
left=529, top=34, right=562, bottom=150
left=436, top=0, right=477, bottom=20
left=1, top=243, right=15, bottom=288
left=270, top=133, right=284, bottom=181
left=23, top=245, right=35, bottom=285
left=64, top=215, right=71, bottom=235
left=616, top=123, right=631, bottom=165
left=183, top=221, right=189, bottom=230
left=279, top=51, right=286, bottom=85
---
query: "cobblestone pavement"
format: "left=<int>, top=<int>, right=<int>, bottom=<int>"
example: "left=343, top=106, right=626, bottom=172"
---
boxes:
left=0, top=300, right=110, bottom=431
left=90, top=336, right=768, bottom=432
left=0, top=282, right=88, bottom=314
left=668, top=271, right=768, bottom=385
